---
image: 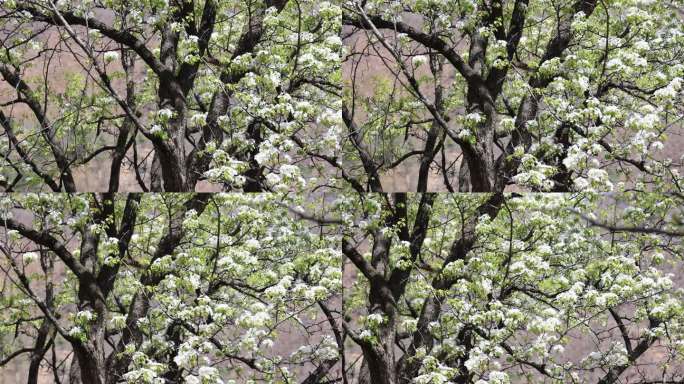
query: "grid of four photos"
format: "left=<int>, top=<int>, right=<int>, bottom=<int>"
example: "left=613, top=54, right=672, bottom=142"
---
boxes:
left=0, top=0, right=682, bottom=383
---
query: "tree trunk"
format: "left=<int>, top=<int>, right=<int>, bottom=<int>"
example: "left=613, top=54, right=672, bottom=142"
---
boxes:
left=27, top=321, right=51, bottom=384
left=462, top=143, right=496, bottom=192
left=458, top=159, right=471, bottom=192
left=357, top=357, right=372, bottom=384
left=73, top=343, right=106, bottom=384
left=68, top=354, right=82, bottom=384
left=360, top=344, right=396, bottom=384
left=150, top=152, right=163, bottom=191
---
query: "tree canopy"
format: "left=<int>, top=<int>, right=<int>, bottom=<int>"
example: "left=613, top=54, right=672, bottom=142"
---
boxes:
left=0, top=193, right=342, bottom=383
left=343, top=0, right=684, bottom=192
left=0, top=0, right=341, bottom=192
left=3, top=190, right=683, bottom=383
left=341, top=191, right=683, bottom=383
